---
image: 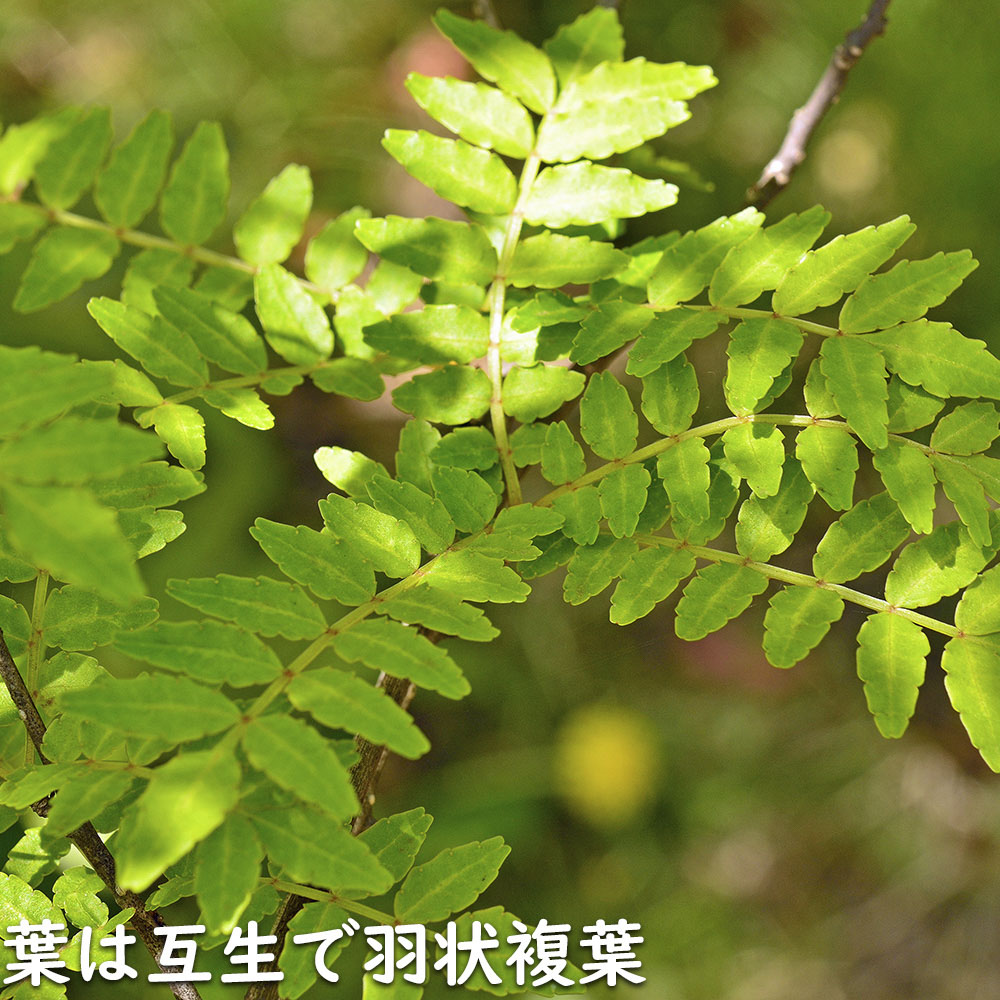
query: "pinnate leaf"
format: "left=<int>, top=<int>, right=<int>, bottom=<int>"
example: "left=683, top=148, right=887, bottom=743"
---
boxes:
left=433, top=10, right=555, bottom=113
left=872, top=442, right=936, bottom=535
left=333, top=618, right=469, bottom=699
left=763, top=586, right=843, bottom=668
left=159, top=121, right=229, bottom=245
left=15, top=229, right=119, bottom=313
left=942, top=635, right=1000, bottom=771
left=404, top=74, right=533, bottom=159
left=657, top=438, right=711, bottom=522
left=502, top=364, right=585, bottom=423
left=319, top=493, right=421, bottom=578
left=564, top=536, right=637, bottom=606
left=288, top=668, right=430, bottom=759
left=772, top=216, right=915, bottom=316
left=812, top=492, right=909, bottom=584
left=609, top=546, right=695, bottom=625
left=255, top=263, right=333, bottom=365
left=955, top=565, right=1000, bottom=635
left=819, top=335, right=888, bottom=451
left=233, top=163, right=312, bottom=266
left=580, top=372, right=637, bottom=460
left=242, top=715, right=357, bottom=820
left=393, top=836, right=511, bottom=923
left=857, top=613, right=929, bottom=738
left=392, top=367, right=491, bottom=425
left=95, top=109, right=173, bottom=227
left=839, top=250, right=978, bottom=333
left=599, top=464, right=650, bottom=538
left=724, top=319, right=802, bottom=415
left=675, top=563, right=769, bottom=640
left=137, top=403, right=206, bottom=470
left=722, top=423, right=784, bottom=498
left=34, top=107, right=112, bottom=210
left=194, top=814, right=263, bottom=934
left=795, top=425, right=857, bottom=511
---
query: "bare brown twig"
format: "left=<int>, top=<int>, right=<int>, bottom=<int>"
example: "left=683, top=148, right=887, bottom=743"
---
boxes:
left=746, top=0, right=893, bottom=208
left=0, top=627, right=203, bottom=1000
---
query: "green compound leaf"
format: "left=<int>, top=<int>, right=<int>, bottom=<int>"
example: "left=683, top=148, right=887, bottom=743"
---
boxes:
left=609, top=546, right=695, bottom=625
left=599, top=464, right=651, bottom=538
left=647, top=208, right=763, bottom=308
left=564, top=535, right=638, bottom=606
left=14, top=228, right=119, bottom=313
left=772, top=215, right=915, bottom=316
left=319, top=493, right=421, bottom=578
left=34, top=106, right=112, bottom=210
left=393, top=836, right=511, bottom=924
left=233, top=163, right=312, bottom=266
left=813, top=491, right=909, bottom=584
left=872, top=441, right=936, bottom=534
left=253, top=807, right=392, bottom=894
left=380, top=586, right=499, bottom=643
left=674, top=562, right=769, bottom=640
left=392, top=366, right=492, bottom=425
left=0, top=417, right=162, bottom=486
left=43, top=586, right=158, bottom=652
left=356, top=807, right=433, bottom=885
left=0, top=106, right=78, bottom=196
left=311, top=358, right=384, bottom=401
left=839, top=250, right=978, bottom=333
left=763, top=585, right=844, bottom=668
left=255, top=263, right=333, bottom=365
left=551, top=485, right=602, bottom=545
left=0, top=597, right=31, bottom=658
left=887, top=376, right=945, bottom=432
left=365, top=305, right=488, bottom=365
left=53, top=866, right=108, bottom=927
left=115, top=750, right=242, bottom=891
left=722, top=423, right=784, bottom=498
left=278, top=902, right=351, bottom=997
left=523, top=163, right=676, bottom=229
left=1, top=482, right=142, bottom=601
left=857, top=612, right=929, bottom=738
left=931, top=402, right=1000, bottom=455
left=819, top=335, right=888, bottom=451
left=932, top=455, right=992, bottom=547
left=366, top=475, right=455, bottom=555
left=430, top=465, right=499, bottom=533
left=431, top=429, right=498, bottom=472
left=508, top=232, right=627, bottom=288
left=657, top=438, right=711, bottom=522
left=544, top=5, right=624, bottom=87
left=724, top=319, right=802, bottom=416
left=356, top=215, right=497, bottom=286
left=115, top=619, right=282, bottom=687
left=884, top=521, right=994, bottom=609
left=242, top=715, right=357, bottom=820
left=137, top=403, right=207, bottom=470
left=424, top=549, right=530, bottom=604
left=580, top=372, right=638, bottom=460
left=627, top=309, right=722, bottom=377
left=250, top=518, right=375, bottom=605
left=404, top=74, right=533, bottom=159
left=571, top=300, right=652, bottom=366
left=708, top=206, right=829, bottom=307
left=540, top=420, right=586, bottom=485
left=305, top=206, right=371, bottom=293
left=333, top=618, right=469, bottom=699
left=866, top=321, right=1000, bottom=399
left=641, top=354, right=699, bottom=435
left=942, top=635, right=1000, bottom=772
left=166, top=576, right=326, bottom=641
left=194, top=814, right=263, bottom=934
left=43, top=770, right=135, bottom=841
left=502, top=364, right=585, bottom=424
left=316, top=446, right=389, bottom=498
left=154, top=285, right=267, bottom=375
left=433, top=10, right=555, bottom=113
left=159, top=120, right=229, bottom=245
left=95, top=109, right=174, bottom=228
left=88, top=297, right=208, bottom=388
left=122, top=247, right=194, bottom=312
left=735, top=456, right=813, bottom=561
left=58, top=672, right=239, bottom=741
left=199, top=386, right=273, bottom=430
left=956, top=565, right=1000, bottom=635
left=382, top=129, right=516, bottom=215
left=288, top=668, right=430, bottom=760
left=0, top=202, right=46, bottom=254
left=536, top=85, right=688, bottom=163
left=795, top=424, right=857, bottom=511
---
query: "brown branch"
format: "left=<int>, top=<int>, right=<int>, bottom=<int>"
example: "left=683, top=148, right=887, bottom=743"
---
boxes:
left=746, top=0, right=893, bottom=209
left=0, top=628, right=203, bottom=1000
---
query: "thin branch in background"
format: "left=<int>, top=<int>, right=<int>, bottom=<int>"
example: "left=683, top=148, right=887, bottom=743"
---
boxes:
left=746, top=0, right=893, bottom=209
left=472, top=0, right=500, bottom=28
left=0, top=628, right=204, bottom=1000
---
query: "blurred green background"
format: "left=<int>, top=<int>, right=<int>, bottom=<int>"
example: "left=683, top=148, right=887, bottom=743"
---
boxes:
left=2, top=0, right=1000, bottom=997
